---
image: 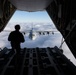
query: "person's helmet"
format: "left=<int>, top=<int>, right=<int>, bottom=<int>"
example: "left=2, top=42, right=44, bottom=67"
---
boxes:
left=15, top=25, right=20, bottom=30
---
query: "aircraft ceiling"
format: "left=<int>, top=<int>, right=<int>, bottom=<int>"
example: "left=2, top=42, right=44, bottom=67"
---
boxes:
left=9, top=0, right=52, bottom=11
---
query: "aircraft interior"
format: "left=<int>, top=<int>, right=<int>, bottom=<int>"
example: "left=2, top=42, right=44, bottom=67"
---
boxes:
left=0, top=0, right=76, bottom=75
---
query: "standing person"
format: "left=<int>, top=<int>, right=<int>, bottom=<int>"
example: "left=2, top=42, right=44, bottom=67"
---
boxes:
left=8, top=24, right=25, bottom=53
left=8, top=24, right=25, bottom=75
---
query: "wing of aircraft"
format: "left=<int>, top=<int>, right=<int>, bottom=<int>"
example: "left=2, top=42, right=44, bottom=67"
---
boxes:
left=34, top=30, right=59, bottom=35
left=3, top=28, right=59, bottom=40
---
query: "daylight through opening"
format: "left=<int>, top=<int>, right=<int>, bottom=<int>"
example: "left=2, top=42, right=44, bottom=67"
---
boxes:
left=0, top=10, right=76, bottom=65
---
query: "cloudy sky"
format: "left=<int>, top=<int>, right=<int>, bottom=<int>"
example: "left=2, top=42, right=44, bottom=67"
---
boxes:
left=0, top=10, right=76, bottom=65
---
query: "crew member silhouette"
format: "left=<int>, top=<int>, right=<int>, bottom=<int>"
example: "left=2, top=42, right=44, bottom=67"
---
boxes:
left=8, top=24, right=25, bottom=54
left=8, top=25, right=25, bottom=75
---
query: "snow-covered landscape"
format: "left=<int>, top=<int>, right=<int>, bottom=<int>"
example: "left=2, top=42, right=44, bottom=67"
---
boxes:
left=0, top=22, right=76, bottom=65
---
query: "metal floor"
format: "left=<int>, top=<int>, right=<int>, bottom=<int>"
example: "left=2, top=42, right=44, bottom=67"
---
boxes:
left=0, top=47, right=76, bottom=75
